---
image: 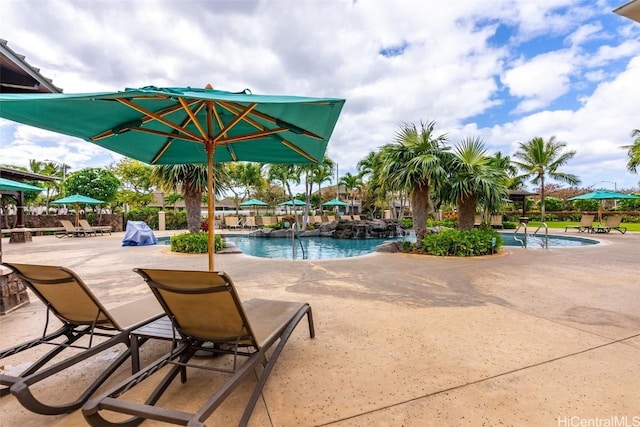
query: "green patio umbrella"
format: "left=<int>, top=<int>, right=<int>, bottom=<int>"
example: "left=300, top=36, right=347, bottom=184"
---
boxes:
left=567, top=190, right=640, bottom=222
left=322, top=198, right=348, bottom=207
left=0, top=177, right=44, bottom=192
left=278, top=199, right=306, bottom=206
left=239, top=198, right=268, bottom=215
left=0, top=86, right=345, bottom=271
left=322, top=197, right=348, bottom=214
left=51, top=194, right=104, bottom=228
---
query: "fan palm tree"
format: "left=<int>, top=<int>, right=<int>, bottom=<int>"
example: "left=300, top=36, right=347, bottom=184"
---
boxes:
left=151, top=164, right=228, bottom=233
left=378, top=121, right=449, bottom=237
left=623, top=129, right=640, bottom=174
left=512, top=136, right=580, bottom=221
left=444, top=137, right=509, bottom=230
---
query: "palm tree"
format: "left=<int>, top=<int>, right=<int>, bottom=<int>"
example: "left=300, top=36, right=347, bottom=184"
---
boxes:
left=444, top=137, right=509, bottom=230
left=310, top=156, right=335, bottom=205
left=339, top=172, right=363, bottom=215
left=623, top=129, right=640, bottom=174
left=512, top=136, right=580, bottom=221
left=378, top=121, right=449, bottom=237
left=151, top=164, right=228, bottom=233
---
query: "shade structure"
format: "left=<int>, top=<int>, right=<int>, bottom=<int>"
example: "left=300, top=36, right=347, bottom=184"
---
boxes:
left=567, top=190, right=640, bottom=222
left=0, top=177, right=44, bottom=192
left=51, top=194, right=104, bottom=228
left=239, top=198, right=268, bottom=207
left=239, top=198, right=268, bottom=215
left=278, top=199, right=306, bottom=206
left=322, top=198, right=348, bottom=207
left=0, top=86, right=345, bottom=271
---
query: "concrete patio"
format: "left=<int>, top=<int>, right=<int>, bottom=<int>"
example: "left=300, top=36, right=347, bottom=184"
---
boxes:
left=0, top=229, right=638, bottom=426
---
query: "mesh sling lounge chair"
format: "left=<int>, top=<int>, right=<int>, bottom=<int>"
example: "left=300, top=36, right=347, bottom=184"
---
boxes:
left=83, top=268, right=315, bottom=427
left=593, top=215, right=627, bottom=234
left=55, top=219, right=86, bottom=238
left=0, top=263, right=163, bottom=415
left=564, top=214, right=595, bottom=233
left=80, top=219, right=112, bottom=235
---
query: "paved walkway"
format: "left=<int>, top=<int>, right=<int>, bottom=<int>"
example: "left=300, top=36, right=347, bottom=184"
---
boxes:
left=1, top=230, right=638, bottom=426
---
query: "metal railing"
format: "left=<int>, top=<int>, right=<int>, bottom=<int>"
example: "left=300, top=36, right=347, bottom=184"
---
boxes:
left=513, top=223, right=527, bottom=248
left=533, top=222, right=549, bottom=249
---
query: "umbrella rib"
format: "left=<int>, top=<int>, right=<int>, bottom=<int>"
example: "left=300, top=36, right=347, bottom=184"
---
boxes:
left=91, top=101, right=200, bottom=142
left=212, top=103, right=257, bottom=143
left=218, top=101, right=324, bottom=141
left=179, top=97, right=207, bottom=139
left=280, top=140, right=319, bottom=163
left=116, top=98, right=203, bottom=141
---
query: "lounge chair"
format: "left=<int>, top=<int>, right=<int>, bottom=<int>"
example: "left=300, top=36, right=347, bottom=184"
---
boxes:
left=474, top=215, right=482, bottom=227
left=80, top=219, right=112, bottom=235
left=352, top=214, right=361, bottom=221
left=224, top=216, right=241, bottom=229
left=0, top=263, right=163, bottom=415
left=83, top=268, right=315, bottom=426
left=564, top=214, right=595, bottom=233
left=243, top=216, right=257, bottom=229
left=490, top=215, right=503, bottom=229
left=593, top=215, right=627, bottom=234
left=55, top=219, right=86, bottom=238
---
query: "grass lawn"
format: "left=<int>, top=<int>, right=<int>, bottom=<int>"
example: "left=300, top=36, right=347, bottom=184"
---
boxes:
left=527, top=221, right=640, bottom=233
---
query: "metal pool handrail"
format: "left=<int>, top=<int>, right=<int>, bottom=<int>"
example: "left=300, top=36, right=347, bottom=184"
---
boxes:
left=514, top=223, right=527, bottom=248
left=533, top=222, right=549, bottom=249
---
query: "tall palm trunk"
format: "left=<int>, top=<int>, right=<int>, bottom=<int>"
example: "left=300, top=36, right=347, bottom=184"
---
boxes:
left=411, top=183, right=430, bottom=237
left=458, top=195, right=477, bottom=231
left=184, top=183, right=202, bottom=233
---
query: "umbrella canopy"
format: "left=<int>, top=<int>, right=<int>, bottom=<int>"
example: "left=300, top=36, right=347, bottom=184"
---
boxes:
left=567, top=190, right=640, bottom=222
left=0, top=177, right=44, bottom=192
left=278, top=199, right=306, bottom=206
left=239, top=198, right=268, bottom=215
left=239, top=198, right=268, bottom=207
left=51, top=194, right=104, bottom=227
left=566, top=190, right=640, bottom=201
left=322, top=198, right=348, bottom=207
left=1, top=86, right=345, bottom=271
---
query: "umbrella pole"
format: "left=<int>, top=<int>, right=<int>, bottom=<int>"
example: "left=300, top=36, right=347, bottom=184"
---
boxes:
left=207, top=145, right=215, bottom=272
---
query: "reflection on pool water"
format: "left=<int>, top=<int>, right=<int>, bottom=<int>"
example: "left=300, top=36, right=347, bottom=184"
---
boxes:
left=158, top=232, right=598, bottom=260
left=222, top=235, right=407, bottom=260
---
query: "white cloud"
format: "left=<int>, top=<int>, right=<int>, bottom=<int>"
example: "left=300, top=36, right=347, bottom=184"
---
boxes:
left=1, top=0, right=639, bottom=193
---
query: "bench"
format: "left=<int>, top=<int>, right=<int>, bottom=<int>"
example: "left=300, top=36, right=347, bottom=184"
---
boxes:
left=2, top=227, right=65, bottom=236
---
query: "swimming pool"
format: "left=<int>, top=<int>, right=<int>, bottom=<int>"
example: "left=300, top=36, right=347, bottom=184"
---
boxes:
left=158, top=232, right=598, bottom=260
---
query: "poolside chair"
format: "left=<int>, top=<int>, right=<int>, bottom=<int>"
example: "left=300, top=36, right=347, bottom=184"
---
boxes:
left=80, top=219, right=112, bottom=235
left=77, top=219, right=98, bottom=236
left=55, top=219, right=86, bottom=238
left=564, top=214, right=595, bottom=233
left=224, top=216, right=241, bottom=229
left=490, top=215, right=503, bottom=229
left=352, top=214, right=361, bottom=221
left=0, top=262, right=163, bottom=415
left=593, top=215, right=627, bottom=234
left=243, top=216, right=257, bottom=229
left=474, top=215, right=482, bottom=227
left=83, top=268, right=315, bottom=427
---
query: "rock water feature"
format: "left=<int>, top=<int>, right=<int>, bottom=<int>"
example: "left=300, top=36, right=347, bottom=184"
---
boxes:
left=247, top=218, right=407, bottom=240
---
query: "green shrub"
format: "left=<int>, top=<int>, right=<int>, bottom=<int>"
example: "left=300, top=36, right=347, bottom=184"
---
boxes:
left=170, top=232, right=225, bottom=254
left=126, top=207, right=160, bottom=229
left=420, top=228, right=502, bottom=257
left=164, top=210, right=187, bottom=230
left=502, top=221, right=517, bottom=229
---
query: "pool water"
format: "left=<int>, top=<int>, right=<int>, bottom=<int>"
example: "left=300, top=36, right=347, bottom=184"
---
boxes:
left=500, top=233, right=598, bottom=248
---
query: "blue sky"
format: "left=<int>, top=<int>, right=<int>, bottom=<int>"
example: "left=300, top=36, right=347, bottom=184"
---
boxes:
left=1, top=0, right=639, bottom=192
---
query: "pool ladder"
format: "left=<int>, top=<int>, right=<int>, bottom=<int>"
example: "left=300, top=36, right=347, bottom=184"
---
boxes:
left=290, top=224, right=307, bottom=259
left=513, top=222, right=549, bottom=249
